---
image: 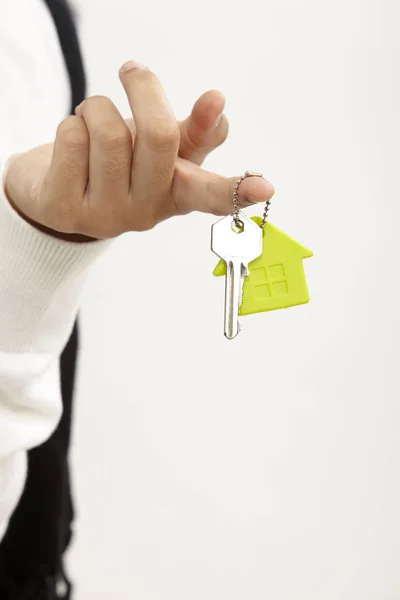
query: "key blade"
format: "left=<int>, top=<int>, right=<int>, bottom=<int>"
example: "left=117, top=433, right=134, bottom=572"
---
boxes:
left=211, top=210, right=262, bottom=340
left=224, top=259, right=245, bottom=340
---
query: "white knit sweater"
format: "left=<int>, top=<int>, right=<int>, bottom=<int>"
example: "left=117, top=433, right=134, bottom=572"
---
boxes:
left=0, top=0, right=111, bottom=541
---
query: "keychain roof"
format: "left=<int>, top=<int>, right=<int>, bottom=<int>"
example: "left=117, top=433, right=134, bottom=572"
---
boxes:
left=213, top=215, right=313, bottom=315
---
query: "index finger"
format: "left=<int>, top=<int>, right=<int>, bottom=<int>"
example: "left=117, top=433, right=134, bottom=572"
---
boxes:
left=178, top=90, right=228, bottom=165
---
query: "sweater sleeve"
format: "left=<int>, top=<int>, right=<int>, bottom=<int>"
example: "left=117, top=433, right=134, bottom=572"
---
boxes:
left=0, top=155, right=113, bottom=541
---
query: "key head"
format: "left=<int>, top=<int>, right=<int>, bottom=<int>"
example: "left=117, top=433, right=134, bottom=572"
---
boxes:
left=211, top=211, right=262, bottom=263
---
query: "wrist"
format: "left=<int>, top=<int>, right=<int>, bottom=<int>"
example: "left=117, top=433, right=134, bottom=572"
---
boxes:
left=4, top=180, right=98, bottom=244
left=3, top=150, right=99, bottom=244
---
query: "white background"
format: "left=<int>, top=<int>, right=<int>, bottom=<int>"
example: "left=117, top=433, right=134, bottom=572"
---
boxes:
left=68, top=0, right=400, bottom=598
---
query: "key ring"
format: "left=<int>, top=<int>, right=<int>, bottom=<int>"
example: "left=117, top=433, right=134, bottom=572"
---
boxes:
left=233, top=171, right=271, bottom=230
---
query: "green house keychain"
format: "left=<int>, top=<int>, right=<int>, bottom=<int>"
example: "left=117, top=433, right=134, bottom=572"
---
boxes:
left=213, top=215, right=313, bottom=316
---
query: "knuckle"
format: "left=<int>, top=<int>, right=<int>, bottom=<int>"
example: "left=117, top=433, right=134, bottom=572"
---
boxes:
left=127, top=203, right=158, bottom=232
left=206, top=177, right=230, bottom=216
left=86, top=221, right=122, bottom=239
left=84, top=94, right=113, bottom=109
left=134, top=216, right=157, bottom=232
left=56, top=117, right=88, bottom=151
left=144, top=120, right=180, bottom=151
left=97, top=124, right=132, bottom=152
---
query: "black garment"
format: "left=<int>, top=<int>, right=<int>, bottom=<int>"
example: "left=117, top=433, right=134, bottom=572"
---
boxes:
left=0, top=1, right=84, bottom=598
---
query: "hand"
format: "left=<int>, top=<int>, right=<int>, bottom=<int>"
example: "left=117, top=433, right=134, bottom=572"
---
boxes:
left=5, top=61, right=274, bottom=241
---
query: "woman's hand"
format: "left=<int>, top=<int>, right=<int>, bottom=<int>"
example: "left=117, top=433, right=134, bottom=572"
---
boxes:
left=5, top=61, right=274, bottom=241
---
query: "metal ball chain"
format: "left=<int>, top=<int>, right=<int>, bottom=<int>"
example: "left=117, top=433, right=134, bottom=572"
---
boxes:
left=233, top=171, right=271, bottom=230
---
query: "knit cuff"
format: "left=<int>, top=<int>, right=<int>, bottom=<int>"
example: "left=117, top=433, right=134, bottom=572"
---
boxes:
left=0, top=153, right=113, bottom=353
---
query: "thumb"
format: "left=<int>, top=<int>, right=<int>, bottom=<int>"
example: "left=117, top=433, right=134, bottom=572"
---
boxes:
left=172, top=157, right=275, bottom=217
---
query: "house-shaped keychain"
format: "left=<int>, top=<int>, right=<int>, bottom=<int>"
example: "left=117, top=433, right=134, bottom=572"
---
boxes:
left=213, top=216, right=313, bottom=316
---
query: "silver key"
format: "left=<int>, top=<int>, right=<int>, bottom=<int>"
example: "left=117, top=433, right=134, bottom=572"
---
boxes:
left=211, top=211, right=262, bottom=339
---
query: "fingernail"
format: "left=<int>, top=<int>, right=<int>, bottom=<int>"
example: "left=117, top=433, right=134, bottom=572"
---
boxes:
left=246, top=179, right=275, bottom=203
left=119, top=60, right=148, bottom=73
left=214, top=112, right=224, bottom=127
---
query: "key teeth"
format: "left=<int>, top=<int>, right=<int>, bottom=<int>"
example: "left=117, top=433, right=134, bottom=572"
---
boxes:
left=239, top=264, right=248, bottom=307
left=239, top=279, right=245, bottom=307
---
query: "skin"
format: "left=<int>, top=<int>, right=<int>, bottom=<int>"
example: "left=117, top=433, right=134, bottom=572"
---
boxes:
left=5, top=61, right=275, bottom=242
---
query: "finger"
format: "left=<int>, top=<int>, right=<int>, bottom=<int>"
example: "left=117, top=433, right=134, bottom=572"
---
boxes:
left=124, top=118, right=137, bottom=143
left=178, top=90, right=228, bottom=165
left=118, top=61, right=179, bottom=218
left=44, top=115, right=89, bottom=230
left=171, top=157, right=275, bottom=217
left=129, top=98, right=227, bottom=168
left=75, top=96, right=132, bottom=206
